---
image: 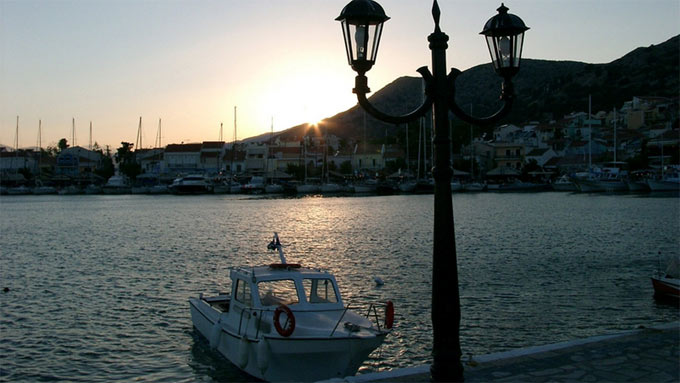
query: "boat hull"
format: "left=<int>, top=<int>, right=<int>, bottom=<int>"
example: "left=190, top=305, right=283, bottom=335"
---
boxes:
left=170, top=185, right=212, bottom=194
left=651, top=277, right=680, bottom=300
left=102, top=186, right=131, bottom=194
left=189, top=298, right=386, bottom=382
left=574, top=179, right=603, bottom=192
left=627, top=181, right=650, bottom=192
left=647, top=180, right=680, bottom=192
left=398, top=182, right=416, bottom=193
left=296, top=184, right=320, bottom=194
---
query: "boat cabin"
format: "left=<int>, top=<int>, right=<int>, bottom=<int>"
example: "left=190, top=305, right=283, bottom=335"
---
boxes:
left=227, top=265, right=344, bottom=313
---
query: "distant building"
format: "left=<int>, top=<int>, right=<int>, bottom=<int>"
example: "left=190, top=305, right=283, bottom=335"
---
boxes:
left=136, top=148, right=164, bottom=175
left=491, top=142, right=524, bottom=170
left=223, top=146, right=247, bottom=174
left=244, top=142, right=267, bottom=174
left=352, top=144, right=385, bottom=172
left=164, top=143, right=202, bottom=174
left=55, top=146, right=102, bottom=177
left=622, top=96, right=677, bottom=130
left=493, top=124, right=522, bottom=142
left=201, top=141, right=225, bottom=174
left=269, top=145, right=301, bottom=172
left=0, top=150, right=37, bottom=173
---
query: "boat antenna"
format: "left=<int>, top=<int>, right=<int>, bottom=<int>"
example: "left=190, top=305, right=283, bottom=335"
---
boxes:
left=267, top=232, right=287, bottom=264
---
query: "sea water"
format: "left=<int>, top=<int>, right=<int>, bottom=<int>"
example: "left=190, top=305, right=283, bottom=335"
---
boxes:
left=1, top=192, right=678, bottom=381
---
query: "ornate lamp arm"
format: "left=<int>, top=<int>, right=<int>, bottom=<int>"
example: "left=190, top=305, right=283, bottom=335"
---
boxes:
left=353, top=67, right=435, bottom=125
left=447, top=68, right=514, bottom=127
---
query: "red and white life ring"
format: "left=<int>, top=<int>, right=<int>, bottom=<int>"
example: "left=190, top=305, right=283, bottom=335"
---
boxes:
left=273, top=304, right=296, bottom=337
left=384, top=301, right=394, bottom=329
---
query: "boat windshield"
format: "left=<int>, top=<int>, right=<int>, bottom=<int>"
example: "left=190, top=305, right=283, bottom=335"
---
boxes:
left=235, top=279, right=252, bottom=307
left=258, top=279, right=299, bottom=307
left=303, top=278, right=338, bottom=304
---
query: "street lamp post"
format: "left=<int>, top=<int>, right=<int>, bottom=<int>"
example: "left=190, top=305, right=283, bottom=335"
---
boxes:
left=336, top=1, right=528, bottom=382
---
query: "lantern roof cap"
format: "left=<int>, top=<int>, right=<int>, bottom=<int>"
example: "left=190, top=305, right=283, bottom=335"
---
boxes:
left=480, top=3, right=529, bottom=36
left=336, top=0, right=390, bottom=24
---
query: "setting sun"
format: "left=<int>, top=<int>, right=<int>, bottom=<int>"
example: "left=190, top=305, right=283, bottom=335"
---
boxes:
left=254, top=67, right=356, bottom=132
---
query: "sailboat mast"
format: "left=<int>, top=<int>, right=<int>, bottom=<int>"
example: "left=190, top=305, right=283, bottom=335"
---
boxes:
left=269, top=117, right=274, bottom=184
left=613, top=108, right=617, bottom=163
left=135, top=116, right=143, bottom=150
left=37, top=119, right=42, bottom=176
left=588, top=95, right=592, bottom=170
left=156, top=118, right=162, bottom=148
left=232, top=106, right=237, bottom=173
left=89, top=121, right=92, bottom=150
left=417, top=117, right=422, bottom=180
left=14, top=116, right=19, bottom=171
left=470, top=105, right=474, bottom=179
left=72, top=117, right=76, bottom=147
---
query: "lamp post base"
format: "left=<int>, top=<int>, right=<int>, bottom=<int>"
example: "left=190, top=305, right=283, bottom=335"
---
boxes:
left=431, top=359, right=464, bottom=382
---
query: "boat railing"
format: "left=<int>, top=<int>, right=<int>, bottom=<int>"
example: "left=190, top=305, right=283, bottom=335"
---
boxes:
left=330, top=304, right=351, bottom=337
left=364, top=303, right=383, bottom=332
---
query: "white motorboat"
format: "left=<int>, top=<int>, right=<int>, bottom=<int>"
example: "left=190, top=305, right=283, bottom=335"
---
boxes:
left=169, top=174, right=212, bottom=194
left=647, top=174, right=679, bottom=192
left=103, top=174, right=132, bottom=194
left=6, top=185, right=32, bottom=195
left=189, top=233, right=393, bottom=382
left=464, top=182, right=486, bottom=192
left=58, top=185, right=82, bottom=195
left=398, top=180, right=417, bottom=193
left=148, top=184, right=169, bottom=194
left=242, top=176, right=266, bottom=194
left=32, top=185, right=57, bottom=195
left=551, top=175, right=577, bottom=191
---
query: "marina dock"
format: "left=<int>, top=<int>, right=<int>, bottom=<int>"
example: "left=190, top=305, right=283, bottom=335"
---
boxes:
left=328, top=322, right=679, bottom=383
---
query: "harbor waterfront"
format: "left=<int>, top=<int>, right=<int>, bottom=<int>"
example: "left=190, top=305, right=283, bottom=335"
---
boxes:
left=1, top=192, right=679, bottom=381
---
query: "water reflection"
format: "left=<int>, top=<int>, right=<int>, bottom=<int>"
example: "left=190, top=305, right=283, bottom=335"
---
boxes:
left=1, top=193, right=678, bottom=381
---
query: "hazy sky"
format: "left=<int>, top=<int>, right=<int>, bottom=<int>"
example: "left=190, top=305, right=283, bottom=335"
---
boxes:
left=2, top=0, right=678, bottom=150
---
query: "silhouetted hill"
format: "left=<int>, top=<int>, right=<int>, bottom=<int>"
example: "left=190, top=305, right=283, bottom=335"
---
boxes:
left=273, top=35, right=678, bottom=142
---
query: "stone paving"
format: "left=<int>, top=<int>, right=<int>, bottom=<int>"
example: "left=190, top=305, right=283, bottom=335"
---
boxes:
left=332, top=322, right=679, bottom=383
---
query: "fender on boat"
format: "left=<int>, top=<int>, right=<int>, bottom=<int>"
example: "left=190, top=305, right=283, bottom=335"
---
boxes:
left=237, top=335, right=249, bottom=368
left=256, top=338, right=269, bottom=373
left=209, top=318, right=222, bottom=349
left=385, top=301, right=394, bottom=329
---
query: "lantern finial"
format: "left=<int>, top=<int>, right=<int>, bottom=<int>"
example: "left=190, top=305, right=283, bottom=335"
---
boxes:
left=432, top=1, right=441, bottom=32
left=497, top=3, right=508, bottom=14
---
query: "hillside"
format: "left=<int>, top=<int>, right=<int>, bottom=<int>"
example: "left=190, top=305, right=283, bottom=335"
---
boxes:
left=272, top=35, right=678, bottom=143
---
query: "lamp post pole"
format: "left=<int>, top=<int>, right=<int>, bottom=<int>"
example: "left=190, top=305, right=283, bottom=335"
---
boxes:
left=427, top=11, right=464, bottom=381
left=336, top=1, right=528, bottom=381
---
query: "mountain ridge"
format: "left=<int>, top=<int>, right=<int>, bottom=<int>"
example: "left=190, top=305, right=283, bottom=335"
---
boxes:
left=266, top=34, right=678, bottom=143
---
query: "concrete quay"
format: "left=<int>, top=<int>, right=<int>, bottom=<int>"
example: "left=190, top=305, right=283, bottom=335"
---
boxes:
left=332, top=322, right=679, bottom=383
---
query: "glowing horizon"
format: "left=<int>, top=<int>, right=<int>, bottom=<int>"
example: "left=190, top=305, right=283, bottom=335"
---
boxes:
left=1, top=0, right=678, bottom=150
